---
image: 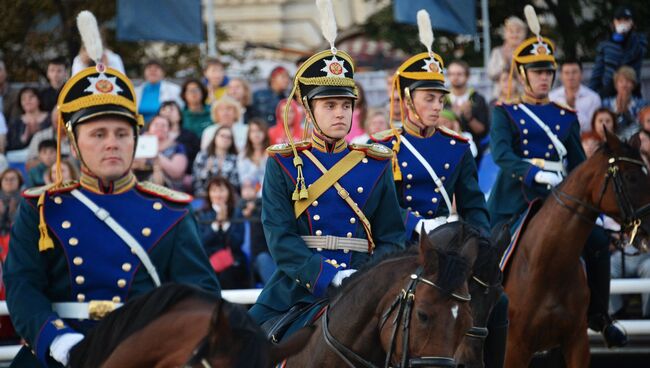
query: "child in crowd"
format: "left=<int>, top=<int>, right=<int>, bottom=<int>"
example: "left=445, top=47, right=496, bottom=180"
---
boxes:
left=26, top=139, right=56, bottom=187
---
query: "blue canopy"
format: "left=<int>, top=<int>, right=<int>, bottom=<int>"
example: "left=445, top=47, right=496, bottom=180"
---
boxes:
left=117, top=0, right=203, bottom=44
left=393, top=0, right=477, bottom=35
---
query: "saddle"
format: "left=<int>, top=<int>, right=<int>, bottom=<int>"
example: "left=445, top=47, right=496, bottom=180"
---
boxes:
left=261, top=299, right=328, bottom=343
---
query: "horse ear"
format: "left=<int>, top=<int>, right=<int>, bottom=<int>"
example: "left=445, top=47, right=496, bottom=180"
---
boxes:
left=418, top=229, right=438, bottom=274
left=460, top=234, right=480, bottom=271
left=268, top=325, right=314, bottom=365
left=208, top=300, right=233, bottom=350
left=604, top=127, right=622, bottom=153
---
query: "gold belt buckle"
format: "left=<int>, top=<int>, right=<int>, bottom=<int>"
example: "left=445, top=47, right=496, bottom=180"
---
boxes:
left=338, top=188, right=349, bottom=199
left=531, top=158, right=545, bottom=169
left=88, top=300, right=116, bottom=320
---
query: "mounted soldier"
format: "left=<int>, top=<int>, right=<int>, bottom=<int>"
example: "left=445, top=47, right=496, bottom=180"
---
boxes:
left=3, top=12, right=220, bottom=367
left=248, top=0, right=405, bottom=342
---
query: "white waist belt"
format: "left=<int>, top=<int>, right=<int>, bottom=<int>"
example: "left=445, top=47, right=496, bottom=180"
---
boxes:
left=524, top=158, right=565, bottom=173
left=52, top=301, right=123, bottom=320
left=302, top=235, right=369, bottom=253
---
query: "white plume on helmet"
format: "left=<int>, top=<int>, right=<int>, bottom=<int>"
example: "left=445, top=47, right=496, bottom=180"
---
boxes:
left=76, top=10, right=104, bottom=67
left=316, top=0, right=338, bottom=53
left=524, top=5, right=541, bottom=40
left=417, top=9, right=435, bottom=58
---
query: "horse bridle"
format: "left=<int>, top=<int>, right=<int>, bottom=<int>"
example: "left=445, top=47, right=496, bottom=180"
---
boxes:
left=552, top=155, right=650, bottom=244
left=322, top=266, right=471, bottom=368
left=464, top=272, right=503, bottom=340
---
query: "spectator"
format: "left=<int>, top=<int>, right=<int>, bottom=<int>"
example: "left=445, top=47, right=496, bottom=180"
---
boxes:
left=352, top=108, right=389, bottom=144
left=237, top=178, right=275, bottom=285
left=238, top=118, right=269, bottom=187
left=549, top=59, right=601, bottom=133
left=268, top=98, right=304, bottom=145
left=180, top=79, right=212, bottom=137
left=610, top=244, right=650, bottom=318
left=487, top=16, right=527, bottom=100
left=71, top=45, right=125, bottom=75
left=589, top=5, right=647, bottom=98
left=7, top=87, right=51, bottom=152
left=45, top=159, right=79, bottom=185
left=203, top=58, right=229, bottom=104
left=193, top=126, right=240, bottom=196
left=227, top=77, right=255, bottom=124
left=159, top=101, right=200, bottom=175
left=581, top=131, right=602, bottom=159
left=591, top=107, right=618, bottom=141
left=490, top=70, right=520, bottom=108
left=638, top=129, right=650, bottom=168
left=133, top=115, right=188, bottom=191
left=201, top=95, right=248, bottom=151
left=26, top=139, right=56, bottom=187
left=134, top=59, right=182, bottom=123
left=25, top=108, right=71, bottom=169
left=0, top=60, right=20, bottom=123
left=348, top=84, right=367, bottom=141
left=196, top=176, right=250, bottom=289
left=638, top=106, right=650, bottom=133
left=251, top=66, right=290, bottom=126
left=445, top=60, right=490, bottom=152
left=601, top=66, right=647, bottom=140
left=0, top=168, right=23, bottom=259
left=0, top=112, right=7, bottom=153
left=438, top=109, right=478, bottom=158
left=39, top=57, right=68, bottom=113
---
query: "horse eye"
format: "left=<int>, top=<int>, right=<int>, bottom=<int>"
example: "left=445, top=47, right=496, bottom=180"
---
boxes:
left=416, top=310, right=429, bottom=323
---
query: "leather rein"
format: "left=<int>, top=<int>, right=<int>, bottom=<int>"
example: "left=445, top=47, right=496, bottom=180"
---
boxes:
left=321, top=266, right=471, bottom=368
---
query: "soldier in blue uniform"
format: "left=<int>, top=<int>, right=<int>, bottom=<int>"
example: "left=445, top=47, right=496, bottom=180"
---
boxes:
left=370, top=10, right=505, bottom=367
left=3, top=12, right=220, bottom=367
left=248, top=3, right=404, bottom=341
left=488, top=8, right=626, bottom=347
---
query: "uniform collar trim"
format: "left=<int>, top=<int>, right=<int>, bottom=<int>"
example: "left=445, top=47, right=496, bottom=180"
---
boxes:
left=521, top=93, right=550, bottom=105
left=403, top=118, right=435, bottom=138
left=79, top=171, right=136, bottom=194
left=311, top=131, right=347, bottom=153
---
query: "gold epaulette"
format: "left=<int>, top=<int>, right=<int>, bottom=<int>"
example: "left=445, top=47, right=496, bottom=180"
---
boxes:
left=370, top=128, right=401, bottom=143
left=437, top=126, right=469, bottom=143
left=551, top=101, right=577, bottom=114
left=136, top=181, right=193, bottom=203
left=349, top=143, right=393, bottom=160
left=22, top=181, right=80, bottom=199
left=266, top=141, right=312, bottom=156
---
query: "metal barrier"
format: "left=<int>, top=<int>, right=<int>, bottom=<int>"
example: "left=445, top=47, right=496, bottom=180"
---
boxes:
left=0, top=280, right=649, bottom=361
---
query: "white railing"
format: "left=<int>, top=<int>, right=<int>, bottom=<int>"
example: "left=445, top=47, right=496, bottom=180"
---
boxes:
left=0, top=280, right=648, bottom=361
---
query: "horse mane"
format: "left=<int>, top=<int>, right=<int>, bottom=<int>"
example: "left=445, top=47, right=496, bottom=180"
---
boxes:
left=69, top=283, right=219, bottom=368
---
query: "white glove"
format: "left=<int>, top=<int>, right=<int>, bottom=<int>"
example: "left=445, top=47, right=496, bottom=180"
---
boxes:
left=534, top=171, right=563, bottom=187
left=50, top=332, right=84, bottom=366
left=414, top=217, right=448, bottom=235
left=331, top=269, right=357, bottom=287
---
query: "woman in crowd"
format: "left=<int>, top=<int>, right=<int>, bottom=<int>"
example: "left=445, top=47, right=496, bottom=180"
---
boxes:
left=180, top=79, right=212, bottom=137
left=159, top=101, right=201, bottom=173
left=268, top=98, right=304, bottom=145
left=227, top=77, right=255, bottom=124
left=238, top=118, right=269, bottom=186
left=7, top=87, right=51, bottom=152
left=351, top=108, right=389, bottom=144
left=487, top=16, right=527, bottom=100
left=196, top=176, right=250, bottom=289
left=0, top=168, right=23, bottom=260
left=348, top=84, right=367, bottom=141
left=45, top=159, right=79, bottom=184
left=591, top=107, right=618, bottom=141
left=602, top=66, right=647, bottom=140
left=201, top=95, right=248, bottom=152
left=134, top=115, right=188, bottom=191
left=193, top=126, right=240, bottom=196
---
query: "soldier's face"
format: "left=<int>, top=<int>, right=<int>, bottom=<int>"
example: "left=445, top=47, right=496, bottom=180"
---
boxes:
left=75, top=118, right=136, bottom=182
left=408, top=90, right=444, bottom=127
left=525, top=69, right=554, bottom=98
left=311, top=97, right=353, bottom=140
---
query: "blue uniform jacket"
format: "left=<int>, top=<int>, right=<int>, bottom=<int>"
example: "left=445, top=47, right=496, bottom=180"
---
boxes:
left=487, top=101, right=586, bottom=226
left=372, top=127, right=490, bottom=236
left=3, top=181, right=220, bottom=367
left=249, top=141, right=405, bottom=326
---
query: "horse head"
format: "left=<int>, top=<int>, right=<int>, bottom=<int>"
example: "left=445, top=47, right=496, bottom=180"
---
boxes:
left=186, top=299, right=313, bottom=368
left=454, top=222, right=510, bottom=368
left=380, top=222, right=478, bottom=367
left=582, top=130, right=650, bottom=251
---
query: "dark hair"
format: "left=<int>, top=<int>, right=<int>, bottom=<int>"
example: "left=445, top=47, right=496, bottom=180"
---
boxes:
left=591, top=107, right=618, bottom=136
left=17, top=86, right=41, bottom=114
left=48, top=57, right=67, bottom=68
left=244, top=118, right=269, bottom=159
left=181, top=78, right=208, bottom=106
left=158, top=100, right=184, bottom=128
left=0, top=168, right=24, bottom=189
left=207, top=126, right=238, bottom=156
left=203, top=57, right=225, bottom=70
left=144, top=59, right=164, bottom=70
left=559, top=59, right=583, bottom=71
left=449, top=60, right=470, bottom=76
left=204, top=176, right=237, bottom=218
left=38, top=139, right=57, bottom=152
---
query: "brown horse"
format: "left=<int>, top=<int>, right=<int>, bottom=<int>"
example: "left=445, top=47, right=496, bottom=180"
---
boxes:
left=503, top=131, right=650, bottom=367
left=283, top=222, right=480, bottom=367
left=68, top=284, right=311, bottom=368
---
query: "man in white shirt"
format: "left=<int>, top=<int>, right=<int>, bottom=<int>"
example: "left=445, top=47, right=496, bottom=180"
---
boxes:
left=549, top=59, right=601, bottom=132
